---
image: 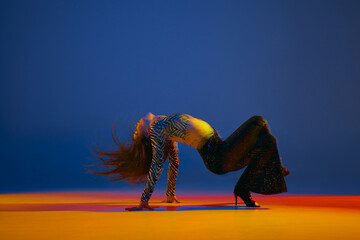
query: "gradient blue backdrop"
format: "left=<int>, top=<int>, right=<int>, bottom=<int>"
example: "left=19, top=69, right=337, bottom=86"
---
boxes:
left=1, top=0, right=359, bottom=195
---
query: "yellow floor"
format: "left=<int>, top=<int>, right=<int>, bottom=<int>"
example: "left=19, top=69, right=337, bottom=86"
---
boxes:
left=0, top=192, right=359, bottom=240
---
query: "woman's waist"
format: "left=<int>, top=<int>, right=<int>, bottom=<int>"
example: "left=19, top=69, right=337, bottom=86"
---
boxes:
left=169, top=131, right=216, bottom=149
left=198, top=131, right=223, bottom=150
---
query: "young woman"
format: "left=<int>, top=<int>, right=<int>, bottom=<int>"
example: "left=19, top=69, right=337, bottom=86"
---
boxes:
left=91, top=113, right=289, bottom=211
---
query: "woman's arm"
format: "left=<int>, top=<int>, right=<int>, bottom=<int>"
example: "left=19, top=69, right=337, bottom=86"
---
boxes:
left=126, top=120, right=167, bottom=211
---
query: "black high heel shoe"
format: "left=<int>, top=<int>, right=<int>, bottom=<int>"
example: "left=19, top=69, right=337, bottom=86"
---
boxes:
left=234, top=189, right=260, bottom=207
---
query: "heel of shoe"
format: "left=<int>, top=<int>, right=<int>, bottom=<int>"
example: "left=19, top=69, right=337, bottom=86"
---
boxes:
left=233, top=189, right=260, bottom=207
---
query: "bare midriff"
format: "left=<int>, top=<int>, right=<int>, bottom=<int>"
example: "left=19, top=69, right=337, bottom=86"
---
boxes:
left=170, top=115, right=215, bottom=150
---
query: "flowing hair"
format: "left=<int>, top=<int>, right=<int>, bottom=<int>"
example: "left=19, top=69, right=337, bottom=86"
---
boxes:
left=88, top=123, right=153, bottom=184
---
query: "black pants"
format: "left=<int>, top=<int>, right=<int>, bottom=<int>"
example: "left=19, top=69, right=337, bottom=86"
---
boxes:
left=198, top=116, right=287, bottom=195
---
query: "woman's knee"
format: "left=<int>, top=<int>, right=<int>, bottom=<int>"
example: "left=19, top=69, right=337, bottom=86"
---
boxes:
left=249, top=115, right=267, bottom=127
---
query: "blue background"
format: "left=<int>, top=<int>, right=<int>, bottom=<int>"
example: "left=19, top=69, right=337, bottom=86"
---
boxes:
left=1, top=0, right=359, bottom=195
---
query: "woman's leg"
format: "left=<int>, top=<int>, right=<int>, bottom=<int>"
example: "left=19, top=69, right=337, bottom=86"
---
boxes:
left=233, top=130, right=287, bottom=195
left=198, top=116, right=287, bottom=195
left=165, top=141, right=180, bottom=202
left=198, top=116, right=266, bottom=175
left=221, top=116, right=269, bottom=173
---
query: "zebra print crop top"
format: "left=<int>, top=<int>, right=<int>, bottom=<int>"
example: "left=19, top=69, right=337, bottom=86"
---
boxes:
left=139, top=113, right=215, bottom=202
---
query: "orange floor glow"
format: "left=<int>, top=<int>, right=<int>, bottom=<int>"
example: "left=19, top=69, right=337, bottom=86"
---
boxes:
left=0, top=191, right=359, bottom=240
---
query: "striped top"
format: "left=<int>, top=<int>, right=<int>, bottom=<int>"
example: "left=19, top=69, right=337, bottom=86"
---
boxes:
left=138, top=113, right=215, bottom=202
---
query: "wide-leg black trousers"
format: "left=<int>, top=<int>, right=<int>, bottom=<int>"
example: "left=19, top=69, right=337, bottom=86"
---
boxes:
left=198, top=116, right=287, bottom=194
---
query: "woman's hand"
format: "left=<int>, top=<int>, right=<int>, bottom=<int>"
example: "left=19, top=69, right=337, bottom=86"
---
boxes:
left=163, top=195, right=180, bottom=203
left=125, top=201, right=154, bottom=211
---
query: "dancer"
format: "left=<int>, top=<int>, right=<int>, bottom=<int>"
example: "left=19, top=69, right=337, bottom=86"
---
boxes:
left=90, top=113, right=289, bottom=211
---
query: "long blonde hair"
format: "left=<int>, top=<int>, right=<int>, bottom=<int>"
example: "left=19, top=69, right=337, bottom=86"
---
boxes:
left=88, top=123, right=153, bottom=184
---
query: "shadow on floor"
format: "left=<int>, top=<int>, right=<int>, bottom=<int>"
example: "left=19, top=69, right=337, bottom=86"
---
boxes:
left=0, top=202, right=268, bottom=212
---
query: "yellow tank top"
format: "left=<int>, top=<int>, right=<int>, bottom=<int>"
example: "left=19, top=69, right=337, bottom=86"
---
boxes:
left=170, top=115, right=215, bottom=149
